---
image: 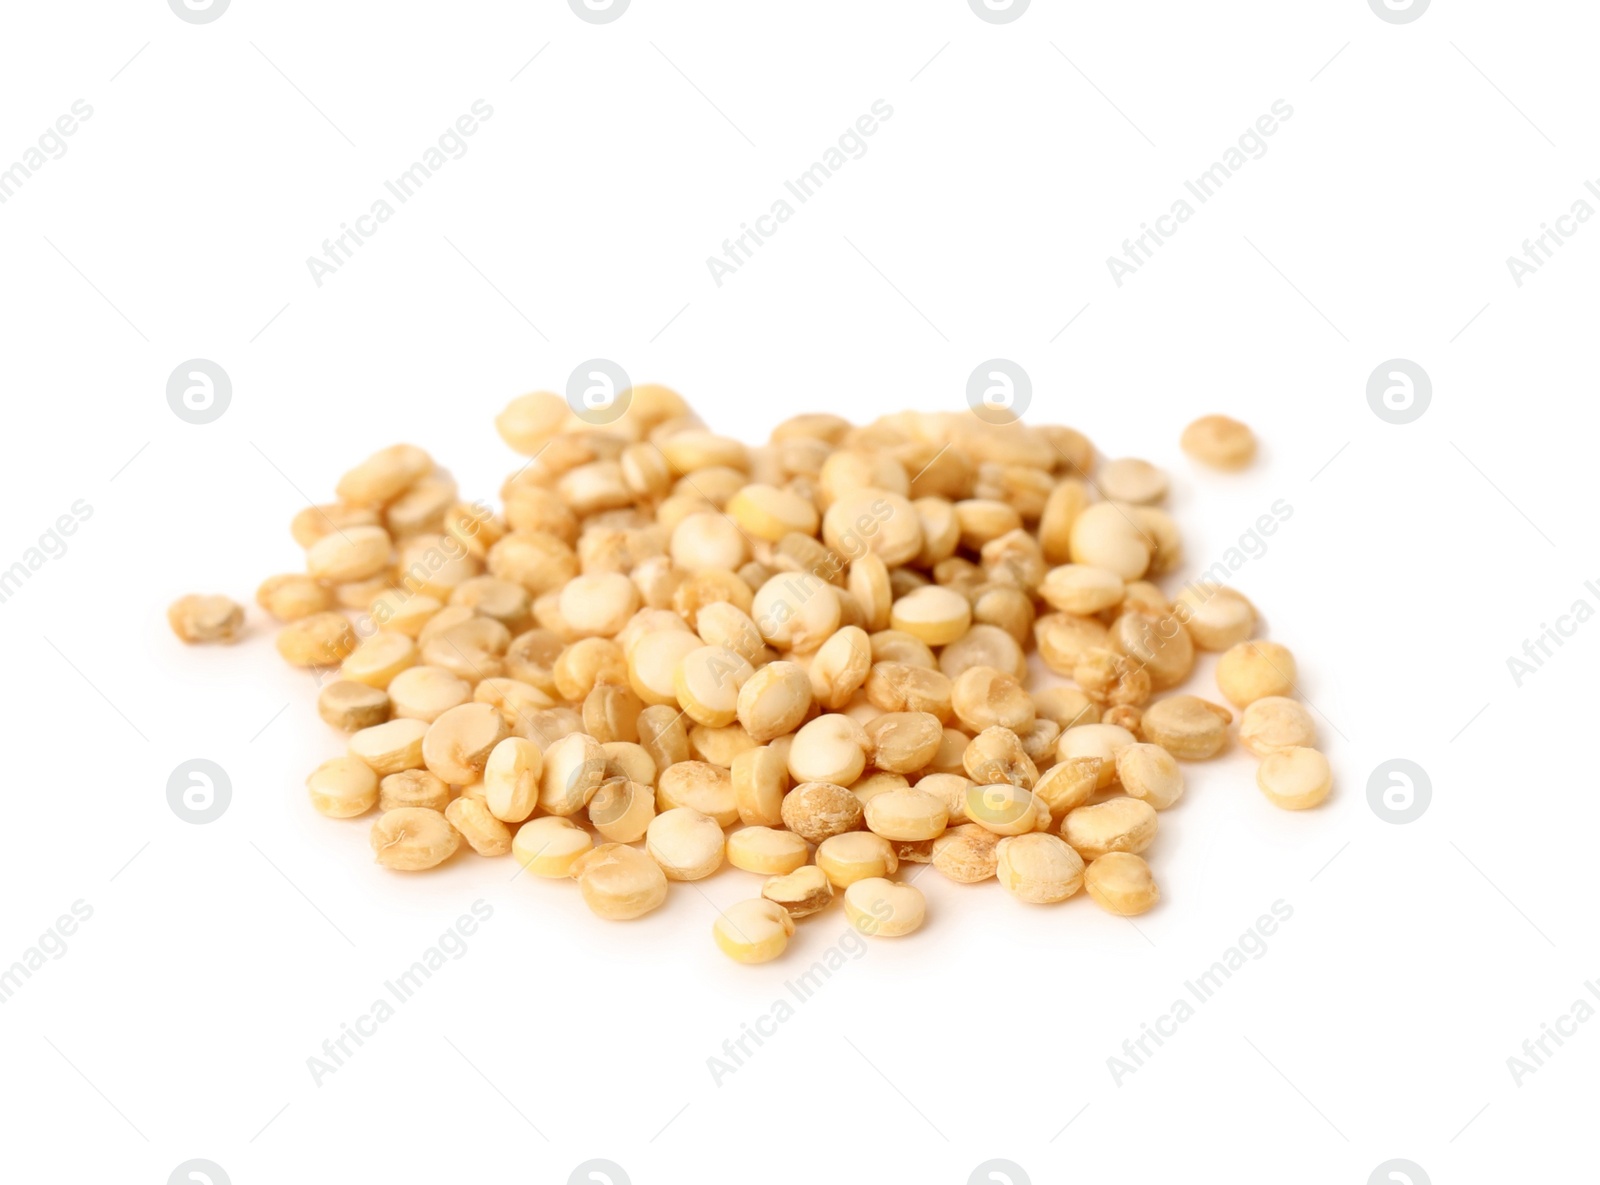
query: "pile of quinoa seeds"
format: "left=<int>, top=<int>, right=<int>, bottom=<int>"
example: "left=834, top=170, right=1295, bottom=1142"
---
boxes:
left=168, top=392, right=1328, bottom=964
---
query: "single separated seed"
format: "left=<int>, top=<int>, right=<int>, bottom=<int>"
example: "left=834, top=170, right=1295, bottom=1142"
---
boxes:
left=844, top=877, right=926, bottom=937
left=816, top=832, right=899, bottom=888
left=371, top=807, right=459, bottom=870
left=307, top=756, right=378, bottom=818
left=714, top=899, right=796, bottom=964
left=1216, top=640, right=1297, bottom=707
left=1256, top=747, right=1333, bottom=810
left=763, top=865, right=834, bottom=918
left=168, top=594, right=246, bottom=644
left=1239, top=696, right=1316, bottom=757
left=1084, top=852, right=1160, bottom=915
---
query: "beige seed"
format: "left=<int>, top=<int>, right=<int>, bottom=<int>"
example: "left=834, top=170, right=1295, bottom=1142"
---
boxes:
left=1084, top=852, right=1161, bottom=915
left=822, top=490, right=922, bottom=566
left=278, top=611, right=358, bottom=668
left=349, top=717, right=429, bottom=775
left=256, top=574, right=333, bottom=623
left=423, top=703, right=508, bottom=786
left=601, top=742, right=658, bottom=787
left=1140, top=695, right=1232, bottom=759
left=482, top=737, right=542, bottom=822
left=1034, top=612, right=1110, bottom=676
left=570, top=843, right=668, bottom=920
left=964, top=783, right=1042, bottom=837
left=1256, top=747, right=1333, bottom=810
left=727, top=826, right=810, bottom=875
left=737, top=660, right=813, bottom=741
left=1097, top=458, right=1168, bottom=505
left=168, top=594, right=246, bottom=644
left=558, top=572, right=640, bottom=638
left=675, top=645, right=754, bottom=728
left=889, top=585, right=972, bottom=646
left=1068, top=502, right=1151, bottom=581
left=732, top=745, right=790, bottom=826
left=513, top=816, right=593, bottom=877
left=1239, top=696, right=1317, bottom=757
left=962, top=726, right=1038, bottom=789
left=1180, top=414, right=1256, bottom=470
left=390, top=665, right=475, bottom=726
left=1038, top=564, right=1126, bottom=615
left=808, top=626, right=873, bottom=711
left=307, top=756, right=379, bottom=818
left=751, top=572, right=841, bottom=653
left=1109, top=609, right=1195, bottom=691
left=816, top=832, right=899, bottom=888
left=1032, top=686, right=1101, bottom=730
left=864, top=712, right=944, bottom=775
left=788, top=714, right=869, bottom=786
left=628, top=630, right=703, bottom=707
left=844, top=878, right=926, bottom=937
left=445, top=797, right=513, bottom=856
left=317, top=680, right=391, bottom=732
left=950, top=666, right=1035, bottom=734
left=864, top=788, right=948, bottom=842
left=726, top=483, right=819, bottom=541
left=307, top=525, right=392, bottom=584
left=337, top=444, right=433, bottom=506
left=1116, top=743, right=1185, bottom=810
left=539, top=732, right=607, bottom=816
left=762, top=865, right=834, bottom=918
left=1055, top=723, right=1137, bottom=789
left=587, top=777, right=656, bottom=842
left=931, top=823, right=1002, bottom=883
left=1032, top=758, right=1101, bottom=819
left=371, top=807, right=459, bottom=871
left=714, top=898, right=796, bottom=964
left=1217, top=640, right=1298, bottom=707
left=995, top=833, right=1085, bottom=903
left=475, top=677, right=555, bottom=731
left=656, top=760, right=739, bottom=826
left=646, top=808, right=726, bottom=881
left=368, top=590, right=443, bottom=639
left=291, top=502, right=380, bottom=550
left=1062, top=797, right=1158, bottom=861
left=378, top=769, right=450, bottom=812
left=638, top=704, right=692, bottom=773
left=1173, top=584, right=1256, bottom=651
left=339, top=631, right=418, bottom=689
left=780, top=780, right=864, bottom=844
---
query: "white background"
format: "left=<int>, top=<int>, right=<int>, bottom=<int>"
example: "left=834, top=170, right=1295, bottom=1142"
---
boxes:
left=0, top=1, right=1592, bottom=1183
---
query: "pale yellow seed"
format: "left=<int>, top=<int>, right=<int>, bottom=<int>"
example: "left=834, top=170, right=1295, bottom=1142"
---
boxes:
left=423, top=703, right=508, bottom=786
left=822, top=490, right=922, bottom=567
left=726, top=826, right=809, bottom=875
left=378, top=769, right=450, bottom=812
left=1097, top=458, right=1168, bottom=505
left=844, top=877, right=925, bottom=937
left=1257, top=747, right=1333, bottom=810
left=762, top=865, right=834, bottom=918
left=736, top=660, right=813, bottom=742
left=1032, top=758, right=1101, bottom=818
left=1217, top=640, right=1298, bottom=707
left=256, top=574, right=332, bottom=623
left=628, top=630, right=703, bottom=707
left=318, top=680, right=390, bottom=732
left=513, top=816, right=593, bottom=877
left=539, top=732, right=607, bottom=816
left=371, top=807, right=459, bottom=871
left=1068, top=502, right=1150, bottom=581
left=808, top=627, right=872, bottom=711
left=1062, top=797, right=1158, bottom=861
left=558, top=572, right=640, bottom=639
left=482, top=737, right=542, bottom=822
left=751, top=572, right=841, bottom=653
left=306, top=525, right=392, bottom=584
left=168, top=594, right=246, bottom=644
left=1085, top=852, right=1161, bottom=915
left=675, top=645, right=753, bottom=728
left=931, top=823, right=1000, bottom=883
left=1140, top=695, right=1232, bottom=759
left=445, top=797, right=513, bottom=856
left=865, top=712, right=944, bottom=775
left=816, top=832, right=899, bottom=888
left=1116, top=743, right=1185, bottom=810
left=726, top=484, right=819, bottom=541
left=570, top=843, right=668, bottom=920
left=964, top=783, right=1042, bottom=836
left=350, top=717, right=429, bottom=775
left=587, top=777, right=656, bottom=842
left=656, top=760, right=739, bottom=826
left=889, top=585, right=972, bottom=646
left=646, top=808, right=726, bottom=881
left=337, top=443, right=432, bottom=506
left=1055, top=723, right=1137, bottom=789
left=714, top=898, right=796, bottom=964
left=1173, top=584, right=1256, bottom=651
left=788, top=714, right=869, bottom=786
left=995, top=833, right=1085, bottom=903
left=1181, top=414, right=1256, bottom=470
left=864, top=788, right=948, bottom=842
left=339, top=631, right=418, bottom=689
left=307, top=756, right=378, bottom=818
left=732, top=746, right=789, bottom=826
left=1038, top=564, right=1126, bottom=615
left=1239, top=696, right=1317, bottom=757
left=780, top=780, right=863, bottom=844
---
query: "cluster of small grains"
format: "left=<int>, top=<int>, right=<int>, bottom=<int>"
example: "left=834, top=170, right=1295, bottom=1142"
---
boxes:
left=170, top=395, right=1327, bottom=963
